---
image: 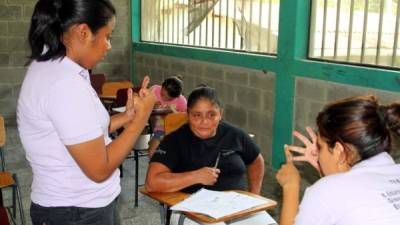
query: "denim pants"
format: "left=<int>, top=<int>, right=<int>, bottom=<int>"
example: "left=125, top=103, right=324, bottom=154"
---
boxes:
left=30, top=198, right=120, bottom=225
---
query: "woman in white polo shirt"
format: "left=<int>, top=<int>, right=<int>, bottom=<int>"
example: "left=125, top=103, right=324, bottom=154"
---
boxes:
left=276, top=95, right=400, bottom=225
left=17, top=0, right=156, bottom=225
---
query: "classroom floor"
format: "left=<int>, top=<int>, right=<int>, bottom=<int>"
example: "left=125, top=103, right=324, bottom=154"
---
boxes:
left=2, top=124, right=282, bottom=225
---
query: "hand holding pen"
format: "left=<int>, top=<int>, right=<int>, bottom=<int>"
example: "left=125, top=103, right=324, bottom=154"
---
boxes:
left=196, top=154, right=221, bottom=186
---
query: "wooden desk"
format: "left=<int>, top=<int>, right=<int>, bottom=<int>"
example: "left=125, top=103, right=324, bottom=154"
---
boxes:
left=111, top=106, right=173, bottom=116
left=139, top=187, right=277, bottom=224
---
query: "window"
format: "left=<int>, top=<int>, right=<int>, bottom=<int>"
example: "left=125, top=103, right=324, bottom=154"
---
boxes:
left=141, top=0, right=280, bottom=54
left=309, top=0, right=400, bottom=68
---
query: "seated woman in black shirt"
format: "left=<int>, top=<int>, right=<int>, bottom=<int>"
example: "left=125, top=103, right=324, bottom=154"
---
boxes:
left=145, top=86, right=276, bottom=225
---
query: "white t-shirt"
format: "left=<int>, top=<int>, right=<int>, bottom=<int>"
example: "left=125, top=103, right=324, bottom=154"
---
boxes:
left=295, top=152, right=400, bottom=225
left=17, top=57, right=120, bottom=208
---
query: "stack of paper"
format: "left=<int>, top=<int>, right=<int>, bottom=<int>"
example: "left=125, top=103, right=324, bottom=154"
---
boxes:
left=112, top=106, right=126, bottom=113
left=170, top=189, right=271, bottom=219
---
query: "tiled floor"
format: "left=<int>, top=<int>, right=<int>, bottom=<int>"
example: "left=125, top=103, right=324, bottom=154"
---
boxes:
left=2, top=124, right=283, bottom=225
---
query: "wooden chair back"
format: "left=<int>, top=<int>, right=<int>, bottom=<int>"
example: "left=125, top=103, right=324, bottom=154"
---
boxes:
left=101, top=81, right=133, bottom=98
left=164, top=112, right=187, bottom=135
left=115, top=87, right=141, bottom=107
left=89, top=74, right=106, bottom=95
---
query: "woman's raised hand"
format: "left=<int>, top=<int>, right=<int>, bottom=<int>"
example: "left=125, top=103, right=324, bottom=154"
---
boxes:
left=123, top=76, right=156, bottom=127
left=124, top=88, right=135, bottom=120
left=276, top=146, right=301, bottom=189
left=287, top=126, right=320, bottom=172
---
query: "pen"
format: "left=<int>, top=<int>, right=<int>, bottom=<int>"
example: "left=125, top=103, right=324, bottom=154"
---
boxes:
left=214, top=152, right=221, bottom=168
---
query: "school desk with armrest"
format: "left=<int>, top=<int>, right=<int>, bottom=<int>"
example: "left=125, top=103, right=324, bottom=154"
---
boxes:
left=139, top=187, right=277, bottom=225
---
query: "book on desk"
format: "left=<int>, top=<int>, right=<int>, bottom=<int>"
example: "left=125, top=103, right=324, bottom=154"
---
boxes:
left=170, top=188, right=274, bottom=219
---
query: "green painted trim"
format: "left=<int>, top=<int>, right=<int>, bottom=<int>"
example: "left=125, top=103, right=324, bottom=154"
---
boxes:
left=133, top=43, right=280, bottom=71
left=131, top=0, right=141, bottom=84
left=294, top=60, right=400, bottom=92
left=131, top=0, right=140, bottom=43
left=271, top=0, right=311, bottom=168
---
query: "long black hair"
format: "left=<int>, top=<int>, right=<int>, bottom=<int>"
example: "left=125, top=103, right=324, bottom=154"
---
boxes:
left=28, top=0, right=116, bottom=61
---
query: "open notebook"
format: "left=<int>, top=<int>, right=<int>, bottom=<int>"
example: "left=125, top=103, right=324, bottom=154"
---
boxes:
left=170, top=188, right=274, bottom=220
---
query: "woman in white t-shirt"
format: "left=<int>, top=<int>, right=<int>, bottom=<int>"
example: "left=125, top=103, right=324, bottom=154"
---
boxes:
left=17, top=1, right=156, bottom=225
left=276, top=95, right=400, bottom=225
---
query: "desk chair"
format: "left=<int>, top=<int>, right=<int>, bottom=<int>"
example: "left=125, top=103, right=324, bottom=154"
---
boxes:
left=100, top=81, right=133, bottom=112
left=0, top=116, right=25, bottom=225
left=164, top=112, right=187, bottom=135
left=132, top=112, right=188, bottom=208
left=154, top=112, right=187, bottom=224
left=89, top=73, right=106, bottom=95
left=114, top=87, right=141, bottom=108
left=132, top=133, right=151, bottom=207
left=113, top=88, right=153, bottom=207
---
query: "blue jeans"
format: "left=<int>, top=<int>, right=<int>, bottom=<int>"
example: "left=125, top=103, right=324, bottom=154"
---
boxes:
left=30, top=198, right=120, bottom=225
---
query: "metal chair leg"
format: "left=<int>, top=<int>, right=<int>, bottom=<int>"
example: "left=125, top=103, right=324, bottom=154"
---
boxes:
left=177, top=214, right=186, bottom=225
left=119, top=164, right=124, bottom=177
left=13, top=174, right=25, bottom=225
left=159, top=203, right=169, bottom=225
left=12, top=185, right=16, bottom=219
left=0, top=149, right=5, bottom=172
left=134, top=150, right=139, bottom=207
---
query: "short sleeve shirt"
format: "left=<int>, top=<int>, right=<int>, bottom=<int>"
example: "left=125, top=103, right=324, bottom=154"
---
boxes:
left=151, top=121, right=260, bottom=193
left=17, top=57, right=120, bottom=207
left=151, top=85, right=187, bottom=112
left=294, top=152, right=400, bottom=225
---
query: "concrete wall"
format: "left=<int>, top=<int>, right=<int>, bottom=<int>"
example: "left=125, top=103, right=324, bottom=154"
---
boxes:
left=0, top=0, right=132, bottom=123
left=294, top=77, right=400, bottom=133
left=134, top=52, right=276, bottom=164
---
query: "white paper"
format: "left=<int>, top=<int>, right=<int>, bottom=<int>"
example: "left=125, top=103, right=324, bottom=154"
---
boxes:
left=112, top=106, right=126, bottom=113
left=170, top=189, right=272, bottom=219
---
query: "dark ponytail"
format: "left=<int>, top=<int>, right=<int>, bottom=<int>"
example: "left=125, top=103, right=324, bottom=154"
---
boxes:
left=316, top=95, right=399, bottom=161
left=28, top=0, right=116, bottom=62
left=384, top=102, right=400, bottom=137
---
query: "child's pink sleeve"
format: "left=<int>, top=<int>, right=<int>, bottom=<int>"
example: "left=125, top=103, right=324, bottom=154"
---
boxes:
left=175, top=96, right=187, bottom=112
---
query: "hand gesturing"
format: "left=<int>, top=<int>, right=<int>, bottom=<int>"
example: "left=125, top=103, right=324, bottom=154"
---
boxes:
left=276, top=145, right=300, bottom=189
left=287, top=126, right=320, bottom=172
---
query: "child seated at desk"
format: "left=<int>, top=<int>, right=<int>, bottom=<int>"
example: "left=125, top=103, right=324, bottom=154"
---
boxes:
left=148, top=76, right=187, bottom=157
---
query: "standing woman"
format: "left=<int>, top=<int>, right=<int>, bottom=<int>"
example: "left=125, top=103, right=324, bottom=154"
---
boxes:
left=17, top=1, right=156, bottom=225
left=276, top=96, right=400, bottom=225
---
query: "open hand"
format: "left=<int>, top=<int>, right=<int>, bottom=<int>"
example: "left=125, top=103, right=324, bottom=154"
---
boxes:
left=124, top=88, right=135, bottom=120
left=133, top=76, right=156, bottom=118
left=287, top=126, right=320, bottom=172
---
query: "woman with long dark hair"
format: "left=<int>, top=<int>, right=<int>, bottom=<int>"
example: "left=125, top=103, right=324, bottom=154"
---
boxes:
left=277, top=95, right=400, bottom=225
left=17, top=1, right=156, bottom=224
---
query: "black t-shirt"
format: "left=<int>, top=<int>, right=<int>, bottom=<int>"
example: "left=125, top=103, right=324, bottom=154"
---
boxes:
left=150, top=121, right=261, bottom=193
